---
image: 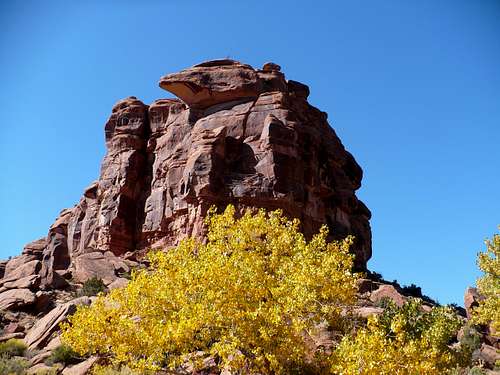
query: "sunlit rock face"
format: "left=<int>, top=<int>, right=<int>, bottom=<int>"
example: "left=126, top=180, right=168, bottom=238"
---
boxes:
left=3, top=59, right=372, bottom=293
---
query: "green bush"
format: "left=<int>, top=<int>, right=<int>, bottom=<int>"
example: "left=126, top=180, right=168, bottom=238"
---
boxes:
left=469, top=368, right=487, bottom=375
left=459, top=323, right=482, bottom=357
left=0, top=339, right=27, bottom=358
left=0, top=355, right=30, bottom=375
left=78, top=276, right=107, bottom=297
left=45, top=344, right=80, bottom=366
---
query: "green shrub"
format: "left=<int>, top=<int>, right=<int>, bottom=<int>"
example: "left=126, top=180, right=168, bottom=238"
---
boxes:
left=45, top=344, right=80, bottom=366
left=78, top=277, right=107, bottom=297
left=0, top=339, right=27, bottom=358
left=0, top=355, right=30, bottom=375
left=459, top=323, right=482, bottom=358
left=469, top=367, right=486, bottom=375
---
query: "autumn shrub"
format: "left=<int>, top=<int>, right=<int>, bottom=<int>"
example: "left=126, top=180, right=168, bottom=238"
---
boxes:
left=473, top=229, right=500, bottom=332
left=62, top=205, right=359, bottom=373
left=331, top=299, right=463, bottom=375
left=78, top=276, right=107, bottom=297
left=0, top=338, right=27, bottom=358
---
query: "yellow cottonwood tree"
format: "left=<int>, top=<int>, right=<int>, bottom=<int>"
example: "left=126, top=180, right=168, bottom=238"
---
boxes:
left=331, top=299, right=463, bottom=375
left=473, top=230, right=500, bottom=333
left=61, top=205, right=359, bottom=373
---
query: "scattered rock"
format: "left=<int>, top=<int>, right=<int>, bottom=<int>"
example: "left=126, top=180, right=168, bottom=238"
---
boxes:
left=2, top=275, right=40, bottom=290
left=34, top=291, right=54, bottom=313
left=24, top=297, right=92, bottom=350
left=353, top=306, right=384, bottom=318
left=62, top=356, right=99, bottom=375
left=3, top=322, right=24, bottom=334
left=3, top=259, right=41, bottom=281
left=0, top=288, right=36, bottom=310
left=369, top=284, right=406, bottom=307
left=476, top=343, right=500, bottom=368
left=108, top=277, right=129, bottom=290
left=464, top=287, right=483, bottom=319
left=73, top=252, right=129, bottom=285
left=30, top=336, right=62, bottom=365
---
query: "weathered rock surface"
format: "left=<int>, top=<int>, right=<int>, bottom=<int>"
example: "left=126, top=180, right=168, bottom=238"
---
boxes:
left=464, top=286, right=483, bottom=319
left=369, top=284, right=406, bottom=307
left=24, top=296, right=92, bottom=350
left=1, top=59, right=372, bottom=301
left=62, top=356, right=99, bottom=375
left=0, top=289, right=36, bottom=310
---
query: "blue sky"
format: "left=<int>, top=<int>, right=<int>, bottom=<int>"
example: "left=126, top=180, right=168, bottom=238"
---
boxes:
left=0, top=0, right=499, bottom=305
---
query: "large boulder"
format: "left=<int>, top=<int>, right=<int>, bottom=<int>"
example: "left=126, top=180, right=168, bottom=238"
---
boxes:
left=62, top=356, right=99, bottom=375
left=0, top=288, right=36, bottom=310
left=72, top=252, right=129, bottom=285
left=369, top=285, right=406, bottom=307
left=24, top=296, right=92, bottom=350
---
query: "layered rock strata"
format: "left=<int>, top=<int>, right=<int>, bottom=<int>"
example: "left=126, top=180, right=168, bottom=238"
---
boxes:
left=1, top=60, right=372, bottom=303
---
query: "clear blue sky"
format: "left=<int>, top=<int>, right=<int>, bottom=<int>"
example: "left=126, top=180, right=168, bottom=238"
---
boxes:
left=1, top=1, right=499, bottom=305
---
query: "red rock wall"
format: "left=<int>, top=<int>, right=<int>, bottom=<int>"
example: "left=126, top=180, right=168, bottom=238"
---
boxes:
left=1, top=60, right=372, bottom=293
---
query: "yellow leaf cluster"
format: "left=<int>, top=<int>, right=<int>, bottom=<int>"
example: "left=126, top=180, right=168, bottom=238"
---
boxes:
left=61, top=205, right=359, bottom=373
left=331, top=299, right=462, bottom=375
left=473, top=230, right=500, bottom=332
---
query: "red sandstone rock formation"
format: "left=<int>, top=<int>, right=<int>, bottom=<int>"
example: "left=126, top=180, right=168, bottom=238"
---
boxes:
left=0, top=59, right=371, bottom=304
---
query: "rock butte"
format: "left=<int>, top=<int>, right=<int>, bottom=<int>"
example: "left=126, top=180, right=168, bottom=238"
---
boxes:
left=1, top=59, right=372, bottom=299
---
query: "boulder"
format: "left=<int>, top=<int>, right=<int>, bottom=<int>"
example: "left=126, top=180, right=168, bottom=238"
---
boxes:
left=34, top=290, right=54, bottom=313
left=30, top=335, right=62, bottom=365
left=62, top=356, right=99, bottom=375
left=0, top=288, right=36, bottom=310
left=22, top=238, right=46, bottom=257
left=108, top=277, right=129, bottom=290
left=369, top=284, right=406, bottom=307
left=464, top=287, right=483, bottom=319
left=477, top=343, right=500, bottom=368
left=2, top=275, right=40, bottom=290
left=24, top=296, right=91, bottom=350
left=353, top=306, right=384, bottom=318
left=73, top=252, right=129, bottom=285
left=3, top=259, right=41, bottom=281
left=3, top=322, right=24, bottom=334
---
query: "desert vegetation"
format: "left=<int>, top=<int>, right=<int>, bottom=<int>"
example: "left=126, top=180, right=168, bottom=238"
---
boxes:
left=58, top=206, right=499, bottom=374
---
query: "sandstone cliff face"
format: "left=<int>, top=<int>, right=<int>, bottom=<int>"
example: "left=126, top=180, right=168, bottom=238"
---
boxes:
left=2, top=59, right=371, bottom=295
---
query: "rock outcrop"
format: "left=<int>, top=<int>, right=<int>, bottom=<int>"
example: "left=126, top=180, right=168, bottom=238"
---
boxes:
left=1, top=59, right=372, bottom=295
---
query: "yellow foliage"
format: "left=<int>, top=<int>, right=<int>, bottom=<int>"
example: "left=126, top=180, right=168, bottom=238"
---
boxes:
left=331, top=299, right=462, bottom=375
left=61, top=205, right=359, bottom=373
left=473, top=229, right=500, bottom=332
